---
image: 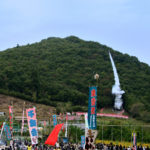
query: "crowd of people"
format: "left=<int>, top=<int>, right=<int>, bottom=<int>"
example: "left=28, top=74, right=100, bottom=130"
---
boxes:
left=2, top=141, right=150, bottom=150
left=95, top=143, right=150, bottom=150
left=6, top=141, right=83, bottom=150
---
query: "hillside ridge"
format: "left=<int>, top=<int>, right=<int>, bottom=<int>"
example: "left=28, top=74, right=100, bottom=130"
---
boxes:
left=0, top=94, right=55, bottom=120
left=0, top=36, right=149, bottom=122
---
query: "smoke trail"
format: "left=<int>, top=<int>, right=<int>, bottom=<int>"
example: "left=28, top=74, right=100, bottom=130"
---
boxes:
left=109, top=52, right=125, bottom=110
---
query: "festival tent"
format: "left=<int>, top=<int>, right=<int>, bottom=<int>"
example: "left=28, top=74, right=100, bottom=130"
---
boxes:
left=45, top=123, right=64, bottom=146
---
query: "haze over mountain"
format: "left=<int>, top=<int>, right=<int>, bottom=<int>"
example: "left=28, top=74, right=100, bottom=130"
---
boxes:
left=0, top=36, right=150, bottom=122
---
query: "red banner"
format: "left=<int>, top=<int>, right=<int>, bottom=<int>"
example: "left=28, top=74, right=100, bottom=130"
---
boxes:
left=45, top=123, right=64, bottom=146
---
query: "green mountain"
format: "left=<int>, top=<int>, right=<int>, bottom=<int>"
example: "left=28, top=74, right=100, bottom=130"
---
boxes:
left=0, top=36, right=150, bottom=122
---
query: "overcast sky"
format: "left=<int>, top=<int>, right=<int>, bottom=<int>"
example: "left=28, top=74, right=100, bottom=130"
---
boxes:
left=0, top=0, right=150, bottom=65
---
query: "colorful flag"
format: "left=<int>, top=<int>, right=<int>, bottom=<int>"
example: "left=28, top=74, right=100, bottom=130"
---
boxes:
left=45, top=123, right=64, bottom=146
left=21, top=110, right=24, bottom=135
left=53, top=115, right=57, bottom=126
left=65, top=114, right=68, bottom=137
left=85, top=129, right=98, bottom=149
left=88, top=87, right=97, bottom=130
left=85, top=113, right=89, bottom=129
left=81, top=136, right=85, bottom=148
left=9, top=106, right=13, bottom=130
left=133, top=133, right=136, bottom=146
left=0, top=122, right=3, bottom=129
left=4, top=124, right=11, bottom=140
left=0, top=122, right=5, bottom=139
left=26, top=108, right=38, bottom=145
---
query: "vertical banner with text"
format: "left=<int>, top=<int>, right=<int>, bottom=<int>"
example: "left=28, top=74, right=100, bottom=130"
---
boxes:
left=9, top=106, right=13, bottom=131
left=4, top=124, right=11, bottom=140
left=88, top=87, right=97, bottom=130
left=81, top=136, right=85, bottom=148
left=53, top=115, right=57, bottom=127
left=26, top=108, right=38, bottom=145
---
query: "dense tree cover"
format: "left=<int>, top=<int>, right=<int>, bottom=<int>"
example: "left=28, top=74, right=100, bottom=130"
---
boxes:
left=0, top=36, right=150, bottom=121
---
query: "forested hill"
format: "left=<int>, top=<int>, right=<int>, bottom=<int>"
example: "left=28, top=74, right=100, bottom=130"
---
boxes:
left=0, top=36, right=150, bottom=122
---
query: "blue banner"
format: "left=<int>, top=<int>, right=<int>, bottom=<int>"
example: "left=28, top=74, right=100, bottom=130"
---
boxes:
left=81, top=136, right=85, bottom=148
left=4, top=124, right=11, bottom=140
left=88, top=86, right=97, bottom=130
left=63, top=137, right=68, bottom=143
left=53, top=115, right=57, bottom=126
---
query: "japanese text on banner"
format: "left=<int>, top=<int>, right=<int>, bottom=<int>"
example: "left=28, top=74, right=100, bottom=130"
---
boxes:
left=88, top=87, right=97, bottom=130
left=53, top=115, right=57, bottom=126
left=26, top=108, right=38, bottom=145
left=4, top=124, right=11, bottom=140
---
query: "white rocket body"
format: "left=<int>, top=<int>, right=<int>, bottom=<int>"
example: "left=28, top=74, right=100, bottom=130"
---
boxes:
left=109, top=52, right=125, bottom=110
